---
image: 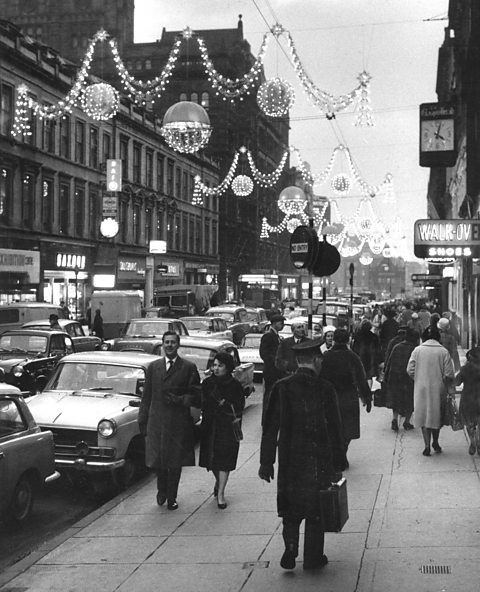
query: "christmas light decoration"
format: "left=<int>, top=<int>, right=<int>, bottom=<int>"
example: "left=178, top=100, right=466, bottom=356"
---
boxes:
left=331, top=173, right=351, bottom=195
left=231, top=175, right=254, bottom=197
left=247, top=149, right=289, bottom=186
left=160, top=101, right=212, bottom=153
left=11, top=84, right=32, bottom=137
left=277, top=186, right=307, bottom=214
left=359, top=250, right=374, bottom=265
left=81, top=83, right=119, bottom=120
left=257, top=77, right=295, bottom=117
left=100, top=218, right=119, bottom=238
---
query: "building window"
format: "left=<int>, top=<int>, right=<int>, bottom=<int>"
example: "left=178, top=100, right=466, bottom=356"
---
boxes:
left=189, top=215, right=194, bottom=253
left=205, top=217, right=210, bottom=255
left=182, top=171, right=188, bottom=200
left=90, top=126, right=99, bottom=168
left=59, top=183, right=70, bottom=234
left=191, top=92, right=198, bottom=103
left=60, top=116, right=70, bottom=159
left=102, top=132, right=111, bottom=162
left=201, top=92, right=209, bottom=109
left=22, top=173, right=35, bottom=228
left=146, top=150, right=153, bottom=187
left=74, top=185, right=85, bottom=237
left=75, top=120, right=85, bottom=164
left=42, top=179, right=53, bottom=231
left=120, top=136, right=129, bottom=179
left=145, top=59, right=152, bottom=70
left=133, top=143, right=141, bottom=184
left=120, top=200, right=128, bottom=242
left=180, top=92, right=187, bottom=101
left=175, top=167, right=181, bottom=198
left=166, top=159, right=174, bottom=195
left=133, top=202, right=141, bottom=243
left=168, top=214, right=175, bottom=249
left=89, top=188, right=98, bottom=238
left=157, top=155, right=164, bottom=193
left=24, top=93, right=36, bottom=146
left=190, top=174, right=195, bottom=203
left=156, top=209, right=164, bottom=239
left=212, top=220, right=217, bottom=254
left=145, top=207, right=152, bottom=244
left=0, top=83, right=13, bottom=136
left=42, top=116, right=55, bottom=153
left=182, top=213, right=188, bottom=251
left=135, top=60, right=142, bottom=70
left=0, top=168, right=12, bottom=220
left=195, top=217, right=201, bottom=254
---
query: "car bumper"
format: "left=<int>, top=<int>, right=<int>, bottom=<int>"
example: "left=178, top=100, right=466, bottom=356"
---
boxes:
left=45, top=470, right=61, bottom=483
left=55, top=458, right=126, bottom=471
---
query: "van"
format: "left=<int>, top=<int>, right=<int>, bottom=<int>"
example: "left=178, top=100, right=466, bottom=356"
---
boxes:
left=0, top=303, right=65, bottom=334
left=90, top=290, right=142, bottom=340
left=151, top=284, right=216, bottom=317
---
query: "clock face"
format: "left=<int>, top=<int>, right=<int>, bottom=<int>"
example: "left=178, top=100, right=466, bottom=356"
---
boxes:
left=421, top=119, right=454, bottom=152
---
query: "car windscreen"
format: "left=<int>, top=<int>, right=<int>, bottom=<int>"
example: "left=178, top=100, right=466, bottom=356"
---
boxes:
left=242, top=335, right=262, bottom=348
left=0, top=334, right=47, bottom=354
left=49, top=362, right=145, bottom=395
left=183, top=319, right=211, bottom=331
left=244, top=311, right=259, bottom=322
left=125, top=321, right=168, bottom=337
left=208, top=312, right=234, bottom=324
left=178, top=346, right=216, bottom=371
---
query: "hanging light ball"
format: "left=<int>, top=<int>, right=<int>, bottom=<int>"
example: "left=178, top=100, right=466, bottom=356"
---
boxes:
left=369, top=231, right=386, bottom=255
left=257, top=77, right=295, bottom=117
left=231, top=174, right=254, bottom=197
left=356, top=217, right=374, bottom=237
left=277, top=186, right=307, bottom=214
left=81, top=83, right=119, bottom=121
left=359, top=250, right=373, bottom=266
left=382, top=247, right=392, bottom=258
left=331, top=174, right=351, bottom=195
left=339, top=235, right=362, bottom=258
left=286, top=217, right=302, bottom=233
left=100, top=218, right=119, bottom=238
left=160, top=101, right=212, bottom=153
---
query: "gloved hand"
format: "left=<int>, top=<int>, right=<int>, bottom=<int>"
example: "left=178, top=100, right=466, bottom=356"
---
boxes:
left=165, top=393, right=182, bottom=406
left=258, top=464, right=274, bottom=482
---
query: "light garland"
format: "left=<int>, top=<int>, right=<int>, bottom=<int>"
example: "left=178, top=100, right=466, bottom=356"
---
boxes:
left=247, top=149, right=289, bottom=187
left=257, top=77, right=295, bottom=117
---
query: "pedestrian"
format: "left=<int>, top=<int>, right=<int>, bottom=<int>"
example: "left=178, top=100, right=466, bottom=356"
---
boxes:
left=320, top=325, right=336, bottom=354
left=406, top=326, right=455, bottom=456
left=417, top=305, right=431, bottom=332
left=91, top=309, right=104, bottom=339
left=455, top=346, right=480, bottom=455
left=259, top=339, right=346, bottom=571
left=285, top=305, right=297, bottom=320
left=259, top=313, right=285, bottom=424
left=320, top=328, right=372, bottom=467
left=49, top=313, right=62, bottom=331
left=275, top=320, right=309, bottom=375
left=60, top=299, right=70, bottom=319
left=138, top=331, right=201, bottom=510
left=437, top=317, right=460, bottom=371
left=407, top=312, right=423, bottom=335
left=383, top=328, right=420, bottom=432
left=351, top=319, right=382, bottom=388
left=198, top=351, right=245, bottom=509
left=378, top=308, right=400, bottom=359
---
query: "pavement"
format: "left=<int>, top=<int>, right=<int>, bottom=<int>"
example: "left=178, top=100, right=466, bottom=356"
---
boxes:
left=2, top=351, right=480, bottom=592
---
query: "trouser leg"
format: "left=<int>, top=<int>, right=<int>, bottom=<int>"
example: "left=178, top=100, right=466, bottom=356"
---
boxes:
left=166, top=467, right=182, bottom=501
left=304, top=517, right=325, bottom=566
left=261, top=380, right=273, bottom=426
left=282, top=518, right=300, bottom=555
left=156, top=468, right=168, bottom=497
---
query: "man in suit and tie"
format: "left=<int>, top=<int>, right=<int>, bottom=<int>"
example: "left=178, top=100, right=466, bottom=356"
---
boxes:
left=138, top=331, right=201, bottom=510
left=275, top=320, right=310, bottom=375
left=260, top=313, right=285, bottom=424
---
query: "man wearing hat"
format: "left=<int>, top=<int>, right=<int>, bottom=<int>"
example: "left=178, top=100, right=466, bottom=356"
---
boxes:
left=49, top=313, right=62, bottom=331
left=259, top=313, right=285, bottom=424
left=275, top=320, right=309, bottom=375
left=259, top=338, right=346, bottom=571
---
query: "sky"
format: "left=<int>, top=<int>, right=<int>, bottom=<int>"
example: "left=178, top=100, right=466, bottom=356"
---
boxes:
left=133, top=0, right=449, bottom=261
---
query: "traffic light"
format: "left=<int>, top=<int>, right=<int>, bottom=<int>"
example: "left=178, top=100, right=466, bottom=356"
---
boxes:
left=106, top=159, right=122, bottom=192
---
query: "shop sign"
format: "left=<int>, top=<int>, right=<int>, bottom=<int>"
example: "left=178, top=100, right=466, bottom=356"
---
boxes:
left=56, top=253, right=86, bottom=270
left=117, top=257, right=146, bottom=281
left=414, top=219, right=480, bottom=257
left=0, top=248, right=40, bottom=283
left=102, top=195, right=118, bottom=217
left=154, top=261, right=181, bottom=279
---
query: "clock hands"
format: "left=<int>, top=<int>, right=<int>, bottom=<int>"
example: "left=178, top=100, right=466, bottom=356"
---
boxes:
left=434, top=122, right=445, bottom=141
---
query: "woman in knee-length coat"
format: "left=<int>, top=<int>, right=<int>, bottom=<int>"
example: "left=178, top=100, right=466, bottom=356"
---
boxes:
left=455, top=346, right=480, bottom=455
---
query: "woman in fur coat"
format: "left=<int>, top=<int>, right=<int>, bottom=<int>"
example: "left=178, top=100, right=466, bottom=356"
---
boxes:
left=456, top=346, right=480, bottom=455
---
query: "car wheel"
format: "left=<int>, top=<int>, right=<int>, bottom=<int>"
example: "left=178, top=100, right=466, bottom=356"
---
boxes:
left=113, top=440, right=147, bottom=489
left=7, top=474, right=35, bottom=523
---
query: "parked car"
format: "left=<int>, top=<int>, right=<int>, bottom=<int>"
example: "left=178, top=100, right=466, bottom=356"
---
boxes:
left=101, top=318, right=189, bottom=353
left=179, top=316, right=233, bottom=341
left=238, top=333, right=263, bottom=382
left=205, top=306, right=252, bottom=345
left=21, top=319, right=102, bottom=351
left=26, top=351, right=160, bottom=487
left=0, top=384, right=59, bottom=524
left=0, top=329, right=75, bottom=395
left=244, top=307, right=269, bottom=333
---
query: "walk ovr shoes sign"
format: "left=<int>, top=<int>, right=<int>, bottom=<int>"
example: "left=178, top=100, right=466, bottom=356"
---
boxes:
left=414, top=219, right=480, bottom=258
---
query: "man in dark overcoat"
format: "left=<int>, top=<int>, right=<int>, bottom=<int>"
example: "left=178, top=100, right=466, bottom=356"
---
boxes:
left=275, top=320, right=309, bottom=375
left=320, top=329, right=372, bottom=466
left=138, top=330, right=200, bottom=510
left=259, top=339, right=346, bottom=571
left=259, top=313, right=285, bottom=424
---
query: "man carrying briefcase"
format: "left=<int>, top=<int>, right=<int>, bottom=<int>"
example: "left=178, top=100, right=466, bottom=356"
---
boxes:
left=259, top=338, right=348, bottom=571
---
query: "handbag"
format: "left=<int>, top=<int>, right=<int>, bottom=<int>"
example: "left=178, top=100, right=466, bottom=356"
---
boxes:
left=373, top=383, right=387, bottom=408
left=444, top=393, right=464, bottom=431
left=320, top=477, right=349, bottom=532
left=229, top=403, right=243, bottom=442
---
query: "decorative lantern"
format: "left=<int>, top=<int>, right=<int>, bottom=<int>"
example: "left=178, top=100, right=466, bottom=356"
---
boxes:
left=231, top=174, right=254, bottom=197
left=277, top=186, right=307, bottom=214
left=286, top=217, right=302, bottom=233
left=81, top=83, right=119, bottom=121
left=100, top=218, right=119, bottom=238
left=160, top=101, right=212, bottom=153
left=359, top=250, right=373, bottom=265
left=331, top=173, right=351, bottom=195
left=257, top=77, right=295, bottom=117
left=382, top=247, right=392, bottom=258
left=369, top=231, right=386, bottom=255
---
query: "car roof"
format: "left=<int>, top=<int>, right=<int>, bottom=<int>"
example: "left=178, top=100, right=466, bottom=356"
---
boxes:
left=0, top=303, right=62, bottom=309
left=1, top=329, right=67, bottom=337
left=179, top=316, right=212, bottom=321
left=129, top=318, right=182, bottom=323
left=207, top=306, right=246, bottom=313
left=58, top=351, right=159, bottom=365
left=22, top=319, right=75, bottom=327
left=179, top=336, right=236, bottom=349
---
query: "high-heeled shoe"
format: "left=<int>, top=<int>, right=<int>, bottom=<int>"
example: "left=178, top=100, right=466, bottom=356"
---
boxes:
left=217, top=501, right=227, bottom=509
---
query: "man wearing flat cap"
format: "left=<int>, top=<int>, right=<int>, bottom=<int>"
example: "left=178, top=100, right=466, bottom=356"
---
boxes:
left=275, top=320, right=310, bottom=375
left=260, top=313, right=285, bottom=424
left=259, top=338, right=346, bottom=571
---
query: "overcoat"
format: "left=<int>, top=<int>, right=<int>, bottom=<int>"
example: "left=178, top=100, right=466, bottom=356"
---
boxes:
left=439, top=330, right=460, bottom=371
left=260, top=368, right=345, bottom=520
left=456, top=356, right=480, bottom=426
left=383, top=340, right=416, bottom=416
left=138, top=356, right=201, bottom=469
left=260, top=329, right=284, bottom=385
left=352, top=326, right=382, bottom=379
left=199, top=374, right=245, bottom=471
left=320, top=343, right=371, bottom=441
left=275, top=335, right=310, bottom=375
left=379, top=317, right=400, bottom=357
left=406, top=340, right=454, bottom=429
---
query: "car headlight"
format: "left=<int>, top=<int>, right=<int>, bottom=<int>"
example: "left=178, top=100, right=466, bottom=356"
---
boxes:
left=12, top=365, right=24, bottom=378
left=100, top=342, right=111, bottom=351
left=97, top=419, right=117, bottom=438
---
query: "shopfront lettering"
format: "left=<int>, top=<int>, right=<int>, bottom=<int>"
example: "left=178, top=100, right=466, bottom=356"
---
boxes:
left=56, top=253, right=86, bottom=270
left=417, top=222, right=474, bottom=242
left=0, top=253, right=34, bottom=266
left=119, top=261, right=138, bottom=272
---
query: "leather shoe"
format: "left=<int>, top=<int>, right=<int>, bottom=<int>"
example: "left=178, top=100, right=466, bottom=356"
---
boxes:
left=217, top=502, right=227, bottom=509
left=167, top=500, right=178, bottom=510
left=432, top=442, right=442, bottom=453
left=280, top=548, right=297, bottom=570
left=156, top=493, right=167, bottom=506
left=304, top=554, right=328, bottom=570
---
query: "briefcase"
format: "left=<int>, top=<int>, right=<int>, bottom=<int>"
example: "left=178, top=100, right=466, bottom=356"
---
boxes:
left=320, top=477, right=349, bottom=532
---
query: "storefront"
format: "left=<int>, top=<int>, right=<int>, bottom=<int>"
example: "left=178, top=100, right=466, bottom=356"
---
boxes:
left=184, top=261, right=219, bottom=285
left=116, top=254, right=146, bottom=296
left=0, top=247, right=40, bottom=303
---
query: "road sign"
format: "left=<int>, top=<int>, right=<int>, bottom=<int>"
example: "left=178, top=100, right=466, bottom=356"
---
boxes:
left=102, top=195, right=118, bottom=216
left=106, top=159, right=122, bottom=192
left=289, top=226, right=318, bottom=270
left=411, top=273, right=443, bottom=284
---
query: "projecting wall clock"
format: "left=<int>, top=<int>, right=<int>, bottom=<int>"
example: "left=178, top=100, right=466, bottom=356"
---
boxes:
left=419, top=103, right=457, bottom=167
